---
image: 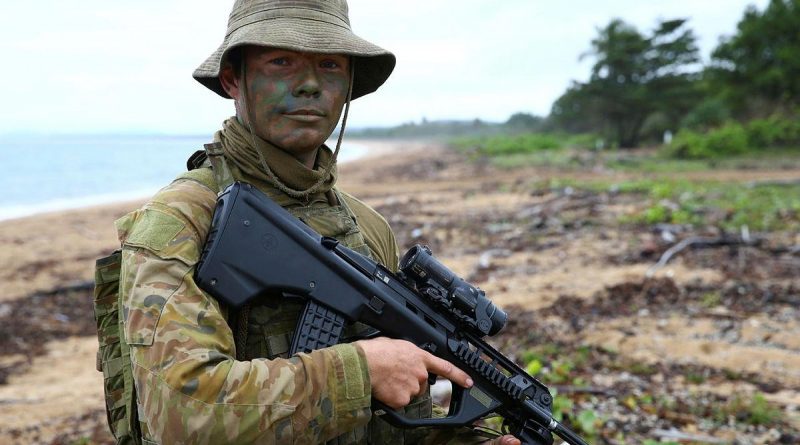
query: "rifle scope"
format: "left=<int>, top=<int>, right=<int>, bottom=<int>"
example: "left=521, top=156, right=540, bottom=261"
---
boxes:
left=400, top=245, right=507, bottom=336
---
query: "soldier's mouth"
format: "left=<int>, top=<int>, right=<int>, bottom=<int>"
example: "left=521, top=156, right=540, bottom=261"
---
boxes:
left=284, top=109, right=326, bottom=122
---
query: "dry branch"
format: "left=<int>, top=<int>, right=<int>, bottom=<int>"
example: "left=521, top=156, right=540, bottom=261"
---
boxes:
left=646, top=234, right=757, bottom=277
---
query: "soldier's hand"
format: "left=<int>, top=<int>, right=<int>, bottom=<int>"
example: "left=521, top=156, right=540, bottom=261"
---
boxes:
left=355, top=337, right=473, bottom=409
left=488, top=435, right=521, bottom=445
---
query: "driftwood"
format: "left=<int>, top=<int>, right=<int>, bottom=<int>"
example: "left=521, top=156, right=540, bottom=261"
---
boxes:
left=646, top=227, right=763, bottom=277
left=647, top=224, right=800, bottom=277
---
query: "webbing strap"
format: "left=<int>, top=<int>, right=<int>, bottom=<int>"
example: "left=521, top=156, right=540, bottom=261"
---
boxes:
left=204, top=142, right=235, bottom=193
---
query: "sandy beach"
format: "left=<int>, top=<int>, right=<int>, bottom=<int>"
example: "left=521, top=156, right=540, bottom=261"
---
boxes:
left=1, top=139, right=798, bottom=444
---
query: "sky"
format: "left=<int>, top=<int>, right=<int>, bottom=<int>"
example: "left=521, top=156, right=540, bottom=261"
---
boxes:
left=0, top=0, right=769, bottom=135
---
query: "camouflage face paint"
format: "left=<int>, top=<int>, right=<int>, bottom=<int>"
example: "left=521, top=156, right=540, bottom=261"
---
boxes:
left=242, top=47, right=350, bottom=168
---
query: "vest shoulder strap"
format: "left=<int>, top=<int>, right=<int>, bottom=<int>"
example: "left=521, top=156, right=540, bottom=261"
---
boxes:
left=204, top=142, right=235, bottom=193
left=174, top=167, right=219, bottom=194
left=183, top=142, right=236, bottom=194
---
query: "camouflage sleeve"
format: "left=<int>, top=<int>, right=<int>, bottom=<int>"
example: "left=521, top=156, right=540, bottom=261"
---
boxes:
left=116, top=179, right=372, bottom=444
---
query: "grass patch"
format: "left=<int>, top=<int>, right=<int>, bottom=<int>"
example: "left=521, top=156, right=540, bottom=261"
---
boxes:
left=450, top=127, right=800, bottom=172
left=452, top=133, right=563, bottom=156
left=608, top=156, right=715, bottom=173
left=519, top=344, right=595, bottom=385
left=540, top=178, right=800, bottom=232
left=685, top=370, right=707, bottom=384
left=714, top=393, right=784, bottom=426
left=451, top=132, right=606, bottom=169
left=627, top=362, right=658, bottom=376
left=488, top=150, right=583, bottom=169
left=700, top=291, right=722, bottom=308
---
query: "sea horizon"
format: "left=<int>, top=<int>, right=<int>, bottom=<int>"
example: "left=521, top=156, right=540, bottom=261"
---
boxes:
left=0, top=134, right=369, bottom=222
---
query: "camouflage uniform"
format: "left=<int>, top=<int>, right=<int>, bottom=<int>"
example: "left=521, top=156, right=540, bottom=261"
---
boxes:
left=114, top=1, right=499, bottom=442
left=115, top=142, right=439, bottom=444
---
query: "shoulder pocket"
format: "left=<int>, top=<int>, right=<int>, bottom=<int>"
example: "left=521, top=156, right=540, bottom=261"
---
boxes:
left=120, top=248, right=193, bottom=346
left=121, top=207, right=202, bottom=266
left=125, top=209, right=185, bottom=252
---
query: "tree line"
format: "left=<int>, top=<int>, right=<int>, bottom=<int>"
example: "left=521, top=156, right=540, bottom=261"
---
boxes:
left=545, top=0, right=799, bottom=149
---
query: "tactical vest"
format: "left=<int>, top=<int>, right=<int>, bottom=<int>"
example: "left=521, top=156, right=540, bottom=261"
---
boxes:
left=93, top=144, right=431, bottom=445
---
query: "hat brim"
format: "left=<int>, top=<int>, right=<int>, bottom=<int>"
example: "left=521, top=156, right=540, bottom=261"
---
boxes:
left=193, top=17, right=396, bottom=100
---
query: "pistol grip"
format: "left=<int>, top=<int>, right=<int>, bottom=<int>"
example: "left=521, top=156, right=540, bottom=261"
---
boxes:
left=289, top=300, right=346, bottom=355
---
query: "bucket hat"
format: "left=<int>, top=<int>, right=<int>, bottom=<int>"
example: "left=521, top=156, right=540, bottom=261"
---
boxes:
left=193, top=0, right=396, bottom=100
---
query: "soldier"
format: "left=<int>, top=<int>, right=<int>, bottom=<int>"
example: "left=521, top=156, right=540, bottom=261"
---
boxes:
left=116, top=0, right=521, bottom=443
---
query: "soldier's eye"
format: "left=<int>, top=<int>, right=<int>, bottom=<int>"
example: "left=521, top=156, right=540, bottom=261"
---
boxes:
left=320, top=60, right=341, bottom=69
left=270, top=57, right=290, bottom=66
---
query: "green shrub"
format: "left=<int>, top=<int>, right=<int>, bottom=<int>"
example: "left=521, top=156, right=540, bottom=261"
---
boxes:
left=667, top=123, right=749, bottom=159
left=666, top=130, right=710, bottom=159
left=670, top=114, right=800, bottom=155
left=746, top=114, right=800, bottom=148
left=747, top=116, right=784, bottom=147
left=704, top=122, right=749, bottom=156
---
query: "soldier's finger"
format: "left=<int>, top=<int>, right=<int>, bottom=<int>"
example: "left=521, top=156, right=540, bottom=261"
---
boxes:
left=488, top=435, right=521, bottom=445
left=422, top=353, right=473, bottom=389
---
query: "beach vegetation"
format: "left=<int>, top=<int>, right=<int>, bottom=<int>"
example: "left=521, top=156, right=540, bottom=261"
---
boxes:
left=664, top=115, right=800, bottom=159
left=538, top=177, right=800, bottom=232
left=452, top=133, right=563, bottom=156
left=713, top=393, right=784, bottom=426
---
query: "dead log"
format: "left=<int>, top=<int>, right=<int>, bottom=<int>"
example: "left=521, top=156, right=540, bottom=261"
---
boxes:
left=646, top=231, right=761, bottom=277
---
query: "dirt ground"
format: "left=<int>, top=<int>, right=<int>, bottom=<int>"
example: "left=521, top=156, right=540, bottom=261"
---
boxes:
left=0, top=140, right=798, bottom=444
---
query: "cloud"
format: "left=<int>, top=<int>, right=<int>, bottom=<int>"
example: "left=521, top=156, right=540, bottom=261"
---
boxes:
left=0, top=0, right=770, bottom=134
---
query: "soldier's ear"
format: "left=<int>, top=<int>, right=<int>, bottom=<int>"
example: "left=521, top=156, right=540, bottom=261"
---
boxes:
left=220, top=62, right=241, bottom=100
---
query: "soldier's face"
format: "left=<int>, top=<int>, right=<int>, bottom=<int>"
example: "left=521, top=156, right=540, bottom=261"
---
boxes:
left=223, top=47, right=350, bottom=166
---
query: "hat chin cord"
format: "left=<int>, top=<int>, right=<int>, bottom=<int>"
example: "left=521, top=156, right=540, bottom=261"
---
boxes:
left=239, top=57, right=354, bottom=200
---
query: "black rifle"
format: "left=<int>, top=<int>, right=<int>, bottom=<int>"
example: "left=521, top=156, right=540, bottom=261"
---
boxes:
left=196, top=182, right=590, bottom=445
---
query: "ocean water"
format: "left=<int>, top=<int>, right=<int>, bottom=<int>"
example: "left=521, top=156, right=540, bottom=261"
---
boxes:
left=0, top=134, right=367, bottom=221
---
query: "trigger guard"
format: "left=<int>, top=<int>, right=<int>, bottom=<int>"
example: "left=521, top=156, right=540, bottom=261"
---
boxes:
left=372, top=384, right=498, bottom=429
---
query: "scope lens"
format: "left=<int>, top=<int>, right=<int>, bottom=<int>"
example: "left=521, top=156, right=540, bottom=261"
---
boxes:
left=399, top=245, right=422, bottom=273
